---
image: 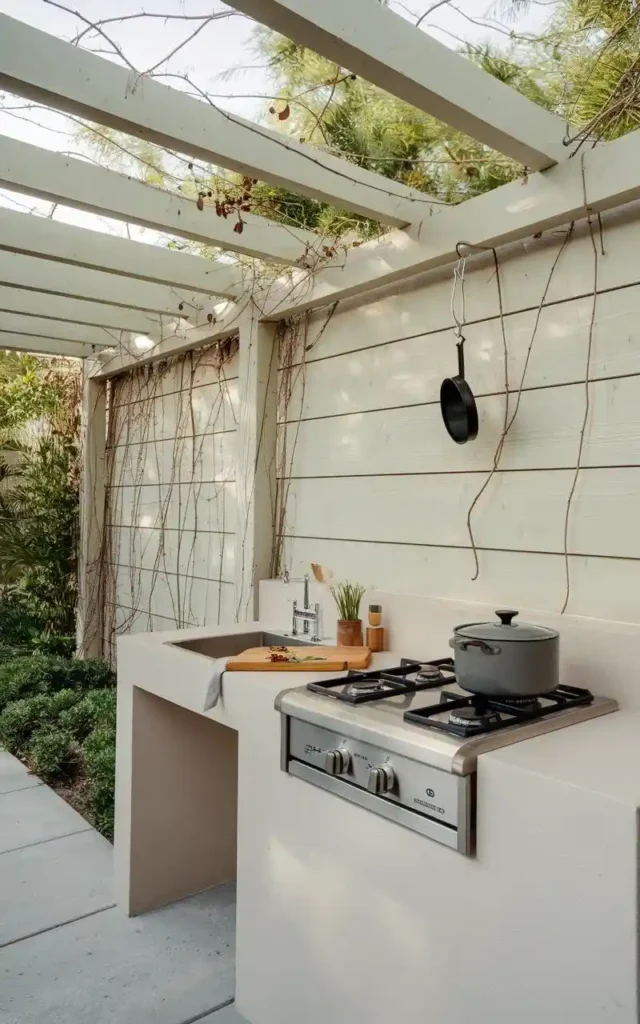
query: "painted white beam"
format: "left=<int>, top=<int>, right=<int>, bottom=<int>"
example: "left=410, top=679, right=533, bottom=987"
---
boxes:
left=234, top=311, right=278, bottom=620
left=0, top=207, right=244, bottom=297
left=0, top=251, right=212, bottom=319
left=76, top=363, right=106, bottom=659
left=228, top=0, right=568, bottom=171
left=0, top=311, right=120, bottom=347
left=90, top=300, right=246, bottom=380
left=0, top=134, right=317, bottom=266
left=262, top=128, right=640, bottom=319
left=0, top=332, right=98, bottom=358
left=0, top=13, right=433, bottom=227
left=0, top=285, right=163, bottom=333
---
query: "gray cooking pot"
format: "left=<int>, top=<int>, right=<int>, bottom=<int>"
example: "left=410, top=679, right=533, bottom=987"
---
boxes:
left=449, top=609, right=559, bottom=698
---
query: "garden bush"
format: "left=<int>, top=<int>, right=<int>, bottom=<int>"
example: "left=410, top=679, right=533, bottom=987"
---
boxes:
left=0, top=651, right=117, bottom=841
left=0, top=654, right=115, bottom=713
left=84, top=725, right=116, bottom=841
left=28, top=728, right=76, bottom=782
left=0, top=689, right=80, bottom=753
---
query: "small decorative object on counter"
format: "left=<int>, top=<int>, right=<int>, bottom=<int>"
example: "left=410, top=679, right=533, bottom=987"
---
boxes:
left=366, top=604, right=385, bottom=652
left=331, top=580, right=366, bottom=647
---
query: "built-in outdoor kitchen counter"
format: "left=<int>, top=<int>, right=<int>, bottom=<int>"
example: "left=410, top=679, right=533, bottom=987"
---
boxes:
left=115, top=606, right=640, bottom=1024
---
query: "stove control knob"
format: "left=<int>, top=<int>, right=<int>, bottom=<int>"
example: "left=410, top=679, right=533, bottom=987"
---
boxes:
left=367, top=764, right=396, bottom=795
left=324, top=748, right=350, bottom=776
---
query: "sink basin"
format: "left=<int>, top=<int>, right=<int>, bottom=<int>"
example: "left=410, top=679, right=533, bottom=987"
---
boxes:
left=171, top=631, right=319, bottom=660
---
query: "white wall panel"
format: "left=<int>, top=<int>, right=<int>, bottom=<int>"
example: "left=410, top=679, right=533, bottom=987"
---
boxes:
left=289, top=209, right=640, bottom=367
left=276, top=205, right=640, bottom=625
left=105, top=344, right=239, bottom=651
left=281, top=376, right=640, bottom=478
left=283, top=468, right=640, bottom=559
left=280, top=536, right=640, bottom=624
left=282, top=288, right=640, bottom=422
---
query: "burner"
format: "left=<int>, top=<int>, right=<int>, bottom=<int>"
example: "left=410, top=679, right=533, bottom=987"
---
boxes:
left=348, top=679, right=387, bottom=696
left=416, top=664, right=444, bottom=682
left=494, top=694, right=542, bottom=709
left=306, top=657, right=456, bottom=703
left=449, top=704, right=501, bottom=732
left=404, top=684, right=596, bottom=736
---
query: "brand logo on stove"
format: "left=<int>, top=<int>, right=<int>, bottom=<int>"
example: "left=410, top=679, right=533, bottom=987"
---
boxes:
left=426, top=788, right=435, bottom=798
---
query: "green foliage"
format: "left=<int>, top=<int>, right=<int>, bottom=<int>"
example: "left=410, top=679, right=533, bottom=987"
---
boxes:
left=0, top=651, right=117, bottom=840
left=0, top=356, right=80, bottom=635
left=331, top=581, right=366, bottom=621
left=58, top=689, right=117, bottom=743
left=28, top=728, right=76, bottom=782
left=84, top=725, right=116, bottom=841
left=0, top=689, right=80, bottom=753
left=0, top=654, right=115, bottom=714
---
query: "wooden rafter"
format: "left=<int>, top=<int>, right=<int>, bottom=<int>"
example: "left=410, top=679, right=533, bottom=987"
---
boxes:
left=0, top=207, right=244, bottom=297
left=0, top=13, right=435, bottom=227
left=260, top=128, right=640, bottom=319
left=228, top=0, right=568, bottom=171
left=0, top=251, right=213, bottom=319
left=0, top=332, right=104, bottom=358
left=0, top=134, right=319, bottom=266
left=90, top=301, right=245, bottom=379
left=0, top=285, right=164, bottom=333
left=0, top=311, right=123, bottom=348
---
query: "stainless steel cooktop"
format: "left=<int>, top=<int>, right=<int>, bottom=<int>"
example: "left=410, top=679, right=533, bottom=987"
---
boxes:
left=276, top=657, right=618, bottom=854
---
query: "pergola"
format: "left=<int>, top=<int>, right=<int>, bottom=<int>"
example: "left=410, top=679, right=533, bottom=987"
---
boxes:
left=0, top=1, right=638, bottom=655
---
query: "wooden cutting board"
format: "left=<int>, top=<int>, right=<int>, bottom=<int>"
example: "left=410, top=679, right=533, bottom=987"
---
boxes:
left=225, top=645, right=371, bottom=672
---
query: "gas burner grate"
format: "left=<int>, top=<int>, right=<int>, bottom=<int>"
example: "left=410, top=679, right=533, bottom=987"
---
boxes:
left=404, top=685, right=595, bottom=737
left=307, top=657, right=456, bottom=704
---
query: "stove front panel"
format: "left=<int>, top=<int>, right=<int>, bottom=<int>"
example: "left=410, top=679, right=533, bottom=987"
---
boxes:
left=284, top=715, right=472, bottom=852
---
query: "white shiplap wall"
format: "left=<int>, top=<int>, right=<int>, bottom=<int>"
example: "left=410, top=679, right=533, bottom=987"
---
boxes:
left=277, top=205, right=640, bottom=625
left=104, top=344, right=238, bottom=654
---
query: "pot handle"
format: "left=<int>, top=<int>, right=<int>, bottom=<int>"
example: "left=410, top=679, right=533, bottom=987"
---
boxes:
left=451, top=637, right=501, bottom=656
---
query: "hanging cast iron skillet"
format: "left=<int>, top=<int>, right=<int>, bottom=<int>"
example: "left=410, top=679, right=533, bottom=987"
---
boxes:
left=440, top=335, right=478, bottom=444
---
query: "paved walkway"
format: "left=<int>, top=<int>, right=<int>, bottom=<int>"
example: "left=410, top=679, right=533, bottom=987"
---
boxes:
left=0, top=751, right=246, bottom=1024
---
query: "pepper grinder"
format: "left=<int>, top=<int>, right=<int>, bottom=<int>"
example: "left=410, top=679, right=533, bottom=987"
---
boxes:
left=366, top=604, right=385, bottom=652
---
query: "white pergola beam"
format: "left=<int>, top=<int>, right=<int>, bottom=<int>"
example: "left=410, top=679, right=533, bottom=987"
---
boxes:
left=0, top=134, right=317, bottom=266
left=0, top=285, right=163, bottom=333
left=0, top=311, right=121, bottom=348
left=91, top=301, right=245, bottom=380
left=0, top=332, right=100, bottom=358
left=0, top=207, right=243, bottom=298
left=0, top=13, right=433, bottom=227
left=263, top=128, right=640, bottom=319
left=229, top=0, right=567, bottom=171
left=0, top=251, right=212, bottom=319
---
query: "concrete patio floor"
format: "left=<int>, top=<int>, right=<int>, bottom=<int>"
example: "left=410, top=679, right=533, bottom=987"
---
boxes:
left=0, top=750, right=246, bottom=1024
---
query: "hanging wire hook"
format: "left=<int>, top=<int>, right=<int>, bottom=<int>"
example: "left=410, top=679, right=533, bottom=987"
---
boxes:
left=450, top=252, right=467, bottom=341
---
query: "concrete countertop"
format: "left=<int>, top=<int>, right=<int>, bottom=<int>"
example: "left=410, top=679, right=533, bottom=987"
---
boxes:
left=117, top=618, right=640, bottom=807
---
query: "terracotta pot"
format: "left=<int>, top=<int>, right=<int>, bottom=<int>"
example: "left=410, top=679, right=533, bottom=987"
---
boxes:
left=337, top=619, right=363, bottom=647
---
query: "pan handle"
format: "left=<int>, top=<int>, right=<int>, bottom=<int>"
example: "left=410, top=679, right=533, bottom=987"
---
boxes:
left=456, top=340, right=465, bottom=378
left=452, top=638, right=501, bottom=656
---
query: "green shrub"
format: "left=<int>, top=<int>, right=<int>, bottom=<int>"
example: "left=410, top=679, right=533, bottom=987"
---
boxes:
left=59, top=689, right=117, bottom=742
left=28, top=728, right=75, bottom=782
left=0, top=655, right=115, bottom=712
left=0, top=689, right=81, bottom=753
left=32, top=634, right=76, bottom=659
left=84, top=725, right=116, bottom=841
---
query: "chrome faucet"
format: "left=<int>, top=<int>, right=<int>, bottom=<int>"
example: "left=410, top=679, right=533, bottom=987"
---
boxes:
left=283, top=570, right=321, bottom=641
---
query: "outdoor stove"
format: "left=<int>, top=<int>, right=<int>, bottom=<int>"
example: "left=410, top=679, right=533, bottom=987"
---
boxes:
left=276, top=657, right=618, bottom=855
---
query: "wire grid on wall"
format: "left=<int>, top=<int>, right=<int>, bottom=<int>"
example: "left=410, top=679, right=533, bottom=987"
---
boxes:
left=102, top=337, right=239, bottom=661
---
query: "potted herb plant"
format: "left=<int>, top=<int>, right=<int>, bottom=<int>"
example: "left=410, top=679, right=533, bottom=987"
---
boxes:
left=331, top=581, right=366, bottom=647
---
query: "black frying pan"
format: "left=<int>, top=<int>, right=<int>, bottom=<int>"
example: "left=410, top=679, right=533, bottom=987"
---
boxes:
left=440, top=336, right=478, bottom=444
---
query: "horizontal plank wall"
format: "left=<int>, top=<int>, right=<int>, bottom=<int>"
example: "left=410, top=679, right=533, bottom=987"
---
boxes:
left=276, top=203, right=640, bottom=625
left=104, top=342, right=239, bottom=657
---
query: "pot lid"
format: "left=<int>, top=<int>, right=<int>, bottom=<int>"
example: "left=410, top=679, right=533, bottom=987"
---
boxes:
left=454, top=609, right=559, bottom=642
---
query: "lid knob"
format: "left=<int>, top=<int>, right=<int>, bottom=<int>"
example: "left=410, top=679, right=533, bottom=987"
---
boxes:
left=496, top=609, right=518, bottom=626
